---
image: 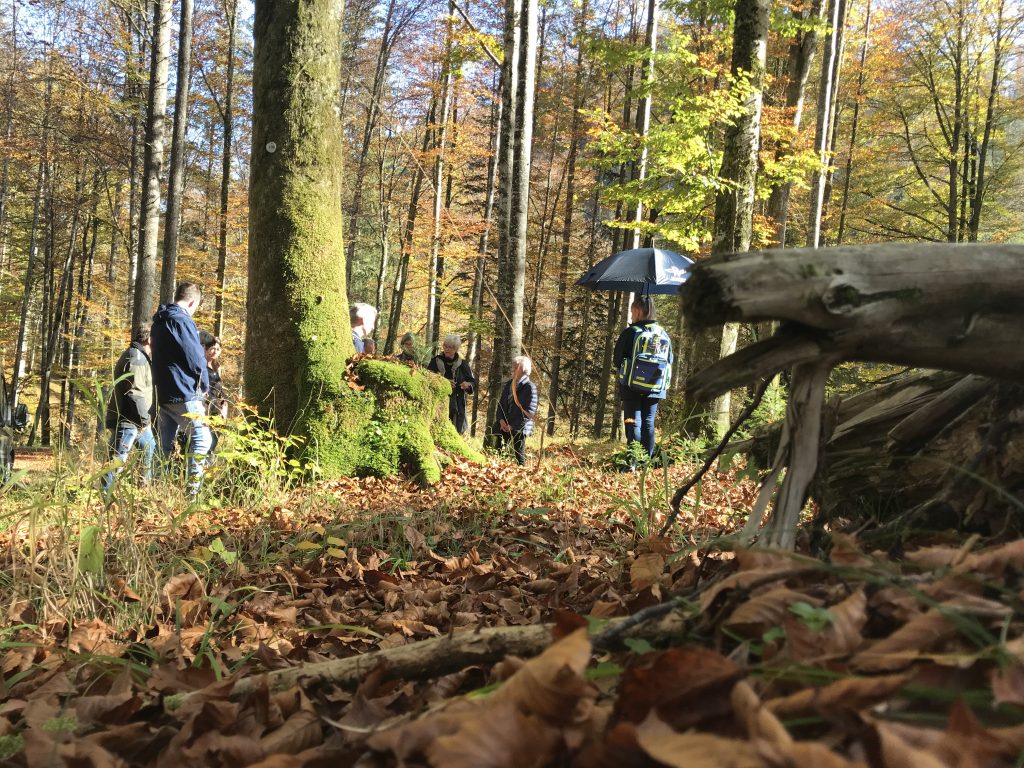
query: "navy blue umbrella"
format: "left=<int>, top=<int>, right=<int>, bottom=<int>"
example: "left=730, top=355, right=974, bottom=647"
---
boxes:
left=576, top=247, right=694, bottom=295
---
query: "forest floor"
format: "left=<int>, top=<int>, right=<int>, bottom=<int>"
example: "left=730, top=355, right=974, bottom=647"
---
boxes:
left=2, top=447, right=1024, bottom=766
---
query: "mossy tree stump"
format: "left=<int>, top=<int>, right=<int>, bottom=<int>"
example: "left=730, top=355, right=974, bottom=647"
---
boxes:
left=246, top=0, right=480, bottom=483
left=302, top=360, right=484, bottom=484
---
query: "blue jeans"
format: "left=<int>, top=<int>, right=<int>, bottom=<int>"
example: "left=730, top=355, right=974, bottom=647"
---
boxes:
left=103, top=422, right=156, bottom=493
left=622, top=391, right=659, bottom=457
left=158, top=399, right=213, bottom=496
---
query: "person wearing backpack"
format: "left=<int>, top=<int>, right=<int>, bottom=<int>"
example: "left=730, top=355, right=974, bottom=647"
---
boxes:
left=613, top=296, right=673, bottom=460
left=427, top=334, right=477, bottom=434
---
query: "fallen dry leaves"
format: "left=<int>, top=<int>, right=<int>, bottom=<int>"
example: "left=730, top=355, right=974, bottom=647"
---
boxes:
left=2, top=451, right=1024, bottom=765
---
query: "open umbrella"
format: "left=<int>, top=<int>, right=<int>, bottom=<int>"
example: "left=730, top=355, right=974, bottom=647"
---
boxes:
left=576, top=247, right=694, bottom=295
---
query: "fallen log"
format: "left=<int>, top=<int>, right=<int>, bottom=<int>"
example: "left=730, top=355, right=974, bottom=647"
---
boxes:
left=680, top=243, right=1024, bottom=548
left=169, top=609, right=689, bottom=709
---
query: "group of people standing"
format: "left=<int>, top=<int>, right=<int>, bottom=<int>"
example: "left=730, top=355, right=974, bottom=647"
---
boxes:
left=104, top=282, right=227, bottom=499
left=105, top=289, right=672, bottom=494
left=352, top=294, right=672, bottom=468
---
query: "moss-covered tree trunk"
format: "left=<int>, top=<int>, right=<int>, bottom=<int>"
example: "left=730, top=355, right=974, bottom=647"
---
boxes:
left=247, top=0, right=350, bottom=431
left=246, top=0, right=481, bottom=483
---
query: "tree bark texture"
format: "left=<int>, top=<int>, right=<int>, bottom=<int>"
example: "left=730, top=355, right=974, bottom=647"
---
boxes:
left=682, top=0, right=769, bottom=439
left=160, top=0, right=194, bottom=304
left=216, top=0, right=238, bottom=339
left=247, top=0, right=350, bottom=430
left=132, top=0, right=171, bottom=331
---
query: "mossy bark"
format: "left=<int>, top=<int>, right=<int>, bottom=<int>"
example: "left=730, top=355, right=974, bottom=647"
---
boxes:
left=246, top=0, right=482, bottom=482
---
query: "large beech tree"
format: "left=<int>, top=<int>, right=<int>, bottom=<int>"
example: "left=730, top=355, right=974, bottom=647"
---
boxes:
left=246, top=0, right=480, bottom=481
left=246, top=0, right=350, bottom=432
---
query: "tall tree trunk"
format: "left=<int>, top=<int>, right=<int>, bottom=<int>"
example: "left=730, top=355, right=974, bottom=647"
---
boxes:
left=160, top=0, right=194, bottom=303
left=485, top=0, right=538, bottom=438
left=807, top=0, right=846, bottom=249
left=344, top=0, right=401, bottom=289
left=468, top=80, right=502, bottom=436
left=0, top=0, right=17, bottom=271
left=373, top=131, right=393, bottom=337
left=968, top=0, right=1005, bottom=241
left=765, top=0, right=821, bottom=247
left=383, top=99, right=435, bottom=354
left=546, top=0, right=589, bottom=436
left=11, top=157, right=45, bottom=409
left=426, top=2, right=456, bottom=351
left=132, top=0, right=172, bottom=331
left=683, top=0, right=770, bottom=439
left=247, top=0, right=349, bottom=431
left=215, top=0, right=237, bottom=338
left=835, top=0, right=871, bottom=246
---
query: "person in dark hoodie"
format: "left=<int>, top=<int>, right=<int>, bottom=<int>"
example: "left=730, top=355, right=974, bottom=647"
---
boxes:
left=102, top=325, right=157, bottom=496
left=427, top=334, right=476, bottom=434
left=151, top=282, right=212, bottom=498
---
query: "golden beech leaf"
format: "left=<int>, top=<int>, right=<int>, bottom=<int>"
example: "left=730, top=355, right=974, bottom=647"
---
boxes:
left=724, top=588, right=822, bottom=637
left=852, top=595, right=1009, bottom=672
left=633, top=713, right=762, bottom=768
left=260, top=710, right=322, bottom=756
left=956, top=539, right=1024, bottom=576
left=990, top=664, right=1024, bottom=707
left=426, top=699, right=561, bottom=768
left=784, top=589, right=867, bottom=661
left=732, top=680, right=792, bottom=752
left=872, top=722, right=948, bottom=768
left=829, top=534, right=872, bottom=567
left=629, top=553, right=665, bottom=592
left=699, top=568, right=799, bottom=613
left=491, top=627, right=593, bottom=723
left=765, top=673, right=911, bottom=718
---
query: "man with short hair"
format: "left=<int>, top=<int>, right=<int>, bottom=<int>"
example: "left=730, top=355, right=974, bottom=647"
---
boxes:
left=350, top=303, right=377, bottom=353
left=103, top=325, right=157, bottom=496
left=151, top=282, right=212, bottom=498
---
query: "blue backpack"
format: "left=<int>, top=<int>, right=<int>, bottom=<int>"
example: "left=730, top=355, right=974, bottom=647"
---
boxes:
left=619, top=323, right=672, bottom=395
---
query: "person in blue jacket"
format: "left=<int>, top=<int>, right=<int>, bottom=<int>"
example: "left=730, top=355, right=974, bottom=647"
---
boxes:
left=491, top=355, right=539, bottom=466
left=151, top=282, right=212, bottom=498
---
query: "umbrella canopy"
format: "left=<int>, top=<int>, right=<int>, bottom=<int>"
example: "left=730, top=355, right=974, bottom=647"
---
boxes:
left=576, top=247, right=694, bottom=295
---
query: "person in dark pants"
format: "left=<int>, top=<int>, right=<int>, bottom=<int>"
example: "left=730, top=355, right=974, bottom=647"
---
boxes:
left=613, top=296, right=673, bottom=460
left=103, top=325, right=157, bottom=496
left=151, top=282, right=212, bottom=498
left=427, top=334, right=476, bottom=434
left=492, top=355, right=539, bottom=466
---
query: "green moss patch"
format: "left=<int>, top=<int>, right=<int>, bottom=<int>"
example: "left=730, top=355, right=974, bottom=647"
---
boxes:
left=297, top=360, right=484, bottom=484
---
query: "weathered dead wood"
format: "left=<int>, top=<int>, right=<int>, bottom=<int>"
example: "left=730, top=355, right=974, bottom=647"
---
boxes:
left=684, top=244, right=1024, bottom=391
left=680, top=244, right=1024, bottom=548
left=172, top=610, right=689, bottom=709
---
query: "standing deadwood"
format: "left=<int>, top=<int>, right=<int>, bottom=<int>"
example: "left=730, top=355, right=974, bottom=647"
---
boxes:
left=682, top=0, right=770, bottom=439
left=160, top=0, right=194, bottom=303
left=485, top=0, right=538, bottom=440
left=425, top=1, right=456, bottom=351
left=546, top=0, right=590, bottom=436
left=807, top=0, right=847, bottom=249
left=132, top=0, right=172, bottom=331
left=215, top=0, right=238, bottom=339
left=765, top=0, right=822, bottom=247
left=835, top=0, right=871, bottom=245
